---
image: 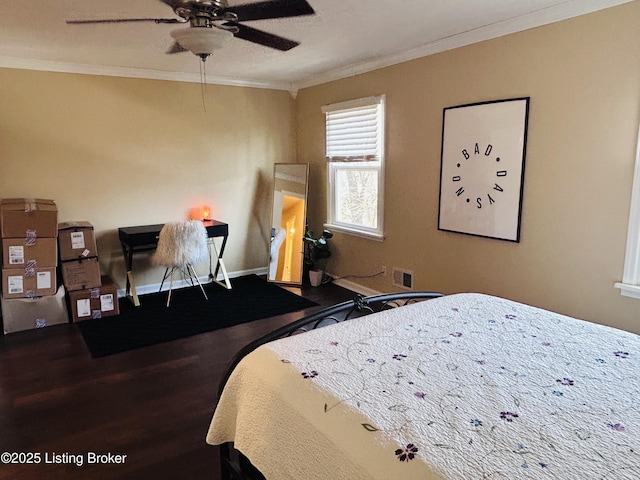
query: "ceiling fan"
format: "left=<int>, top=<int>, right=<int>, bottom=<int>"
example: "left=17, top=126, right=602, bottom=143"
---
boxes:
left=67, top=0, right=315, bottom=61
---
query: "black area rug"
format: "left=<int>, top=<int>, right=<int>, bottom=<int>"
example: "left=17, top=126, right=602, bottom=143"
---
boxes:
left=77, top=275, right=317, bottom=358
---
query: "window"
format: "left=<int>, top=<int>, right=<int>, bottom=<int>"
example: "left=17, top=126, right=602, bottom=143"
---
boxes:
left=615, top=125, right=640, bottom=299
left=322, top=95, right=385, bottom=239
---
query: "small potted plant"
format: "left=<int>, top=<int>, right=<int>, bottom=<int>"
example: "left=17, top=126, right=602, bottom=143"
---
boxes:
left=303, top=229, right=333, bottom=286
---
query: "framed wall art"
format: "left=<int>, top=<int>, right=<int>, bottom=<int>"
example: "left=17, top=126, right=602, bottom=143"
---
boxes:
left=437, top=97, right=530, bottom=242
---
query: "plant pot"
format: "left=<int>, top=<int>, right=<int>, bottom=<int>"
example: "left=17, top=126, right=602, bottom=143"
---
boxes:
left=308, top=270, right=323, bottom=287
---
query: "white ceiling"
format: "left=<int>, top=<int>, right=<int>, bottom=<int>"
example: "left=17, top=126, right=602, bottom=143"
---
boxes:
left=0, top=0, right=632, bottom=92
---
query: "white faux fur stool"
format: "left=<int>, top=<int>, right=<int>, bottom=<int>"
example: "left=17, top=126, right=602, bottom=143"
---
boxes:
left=152, top=220, right=209, bottom=307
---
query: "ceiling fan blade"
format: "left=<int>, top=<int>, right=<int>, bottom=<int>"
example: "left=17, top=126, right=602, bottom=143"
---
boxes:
left=224, top=22, right=299, bottom=51
left=229, top=0, right=314, bottom=22
left=66, top=18, right=182, bottom=25
left=166, top=41, right=188, bottom=54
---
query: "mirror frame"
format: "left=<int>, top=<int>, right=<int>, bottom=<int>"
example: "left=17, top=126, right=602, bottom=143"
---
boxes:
left=267, top=163, right=309, bottom=285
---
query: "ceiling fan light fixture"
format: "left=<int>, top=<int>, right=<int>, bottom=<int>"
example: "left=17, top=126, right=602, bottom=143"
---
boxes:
left=170, top=27, right=234, bottom=59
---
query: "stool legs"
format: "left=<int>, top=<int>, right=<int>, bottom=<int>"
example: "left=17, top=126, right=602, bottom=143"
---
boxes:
left=158, top=265, right=208, bottom=307
left=188, top=264, right=209, bottom=301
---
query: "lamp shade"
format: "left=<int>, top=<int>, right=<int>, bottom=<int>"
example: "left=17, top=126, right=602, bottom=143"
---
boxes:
left=170, top=27, right=233, bottom=57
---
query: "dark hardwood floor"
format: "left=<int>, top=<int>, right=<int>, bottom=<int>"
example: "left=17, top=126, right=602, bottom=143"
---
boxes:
left=0, top=280, right=356, bottom=480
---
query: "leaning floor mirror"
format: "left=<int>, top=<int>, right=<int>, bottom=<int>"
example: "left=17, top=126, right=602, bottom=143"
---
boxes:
left=267, top=163, right=309, bottom=285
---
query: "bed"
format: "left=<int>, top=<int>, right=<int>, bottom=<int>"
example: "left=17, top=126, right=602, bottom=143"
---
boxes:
left=206, top=292, right=640, bottom=479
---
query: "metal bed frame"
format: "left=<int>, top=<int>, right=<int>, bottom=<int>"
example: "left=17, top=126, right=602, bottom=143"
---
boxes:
left=216, top=291, right=445, bottom=480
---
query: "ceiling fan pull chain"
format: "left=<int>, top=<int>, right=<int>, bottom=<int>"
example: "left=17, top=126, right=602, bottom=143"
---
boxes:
left=200, top=60, right=207, bottom=113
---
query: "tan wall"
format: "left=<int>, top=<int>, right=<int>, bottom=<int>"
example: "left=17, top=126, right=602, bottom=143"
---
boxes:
left=0, top=69, right=296, bottom=289
left=296, top=2, right=640, bottom=334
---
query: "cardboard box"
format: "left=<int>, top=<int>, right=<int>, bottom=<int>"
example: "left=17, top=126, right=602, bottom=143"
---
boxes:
left=68, top=275, right=119, bottom=322
left=2, top=266, right=57, bottom=299
left=0, top=198, right=58, bottom=239
left=60, top=256, right=101, bottom=291
left=58, top=221, right=98, bottom=261
left=2, top=237, right=58, bottom=268
left=1, top=285, right=68, bottom=334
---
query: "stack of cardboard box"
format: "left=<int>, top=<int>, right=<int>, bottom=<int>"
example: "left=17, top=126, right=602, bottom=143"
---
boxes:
left=0, top=198, right=69, bottom=333
left=58, top=221, right=119, bottom=322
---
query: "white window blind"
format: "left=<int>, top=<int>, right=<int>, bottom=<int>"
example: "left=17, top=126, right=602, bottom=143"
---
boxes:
left=322, top=96, right=384, bottom=162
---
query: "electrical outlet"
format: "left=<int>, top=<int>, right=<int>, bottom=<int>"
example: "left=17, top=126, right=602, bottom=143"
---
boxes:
left=381, top=265, right=387, bottom=277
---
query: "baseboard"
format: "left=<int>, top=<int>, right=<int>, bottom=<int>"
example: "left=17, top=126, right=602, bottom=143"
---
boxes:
left=119, top=267, right=380, bottom=300
left=329, top=275, right=382, bottom=297
left=116, top=266, right=268, bottom=298
left=330, top=275, right=428, bottom=308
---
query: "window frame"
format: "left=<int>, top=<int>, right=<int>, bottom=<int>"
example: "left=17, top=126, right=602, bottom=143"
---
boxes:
left=322, top=95, right=385, bottom=240
left=615, top=125, right=640, bottom=299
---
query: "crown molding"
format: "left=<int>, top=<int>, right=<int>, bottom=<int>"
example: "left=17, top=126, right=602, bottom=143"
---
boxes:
left=293, top=0, right=635, bottom=90
left=275, top=171, right=306, bottom=184
left=0, top=55, right=296, bottom=92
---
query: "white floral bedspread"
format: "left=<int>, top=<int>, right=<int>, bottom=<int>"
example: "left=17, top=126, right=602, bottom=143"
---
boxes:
left=207, top=293, right=640, bottom=479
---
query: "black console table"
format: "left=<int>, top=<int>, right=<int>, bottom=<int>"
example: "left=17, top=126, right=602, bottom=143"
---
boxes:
left=118, top=220, right=230, bottom=306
